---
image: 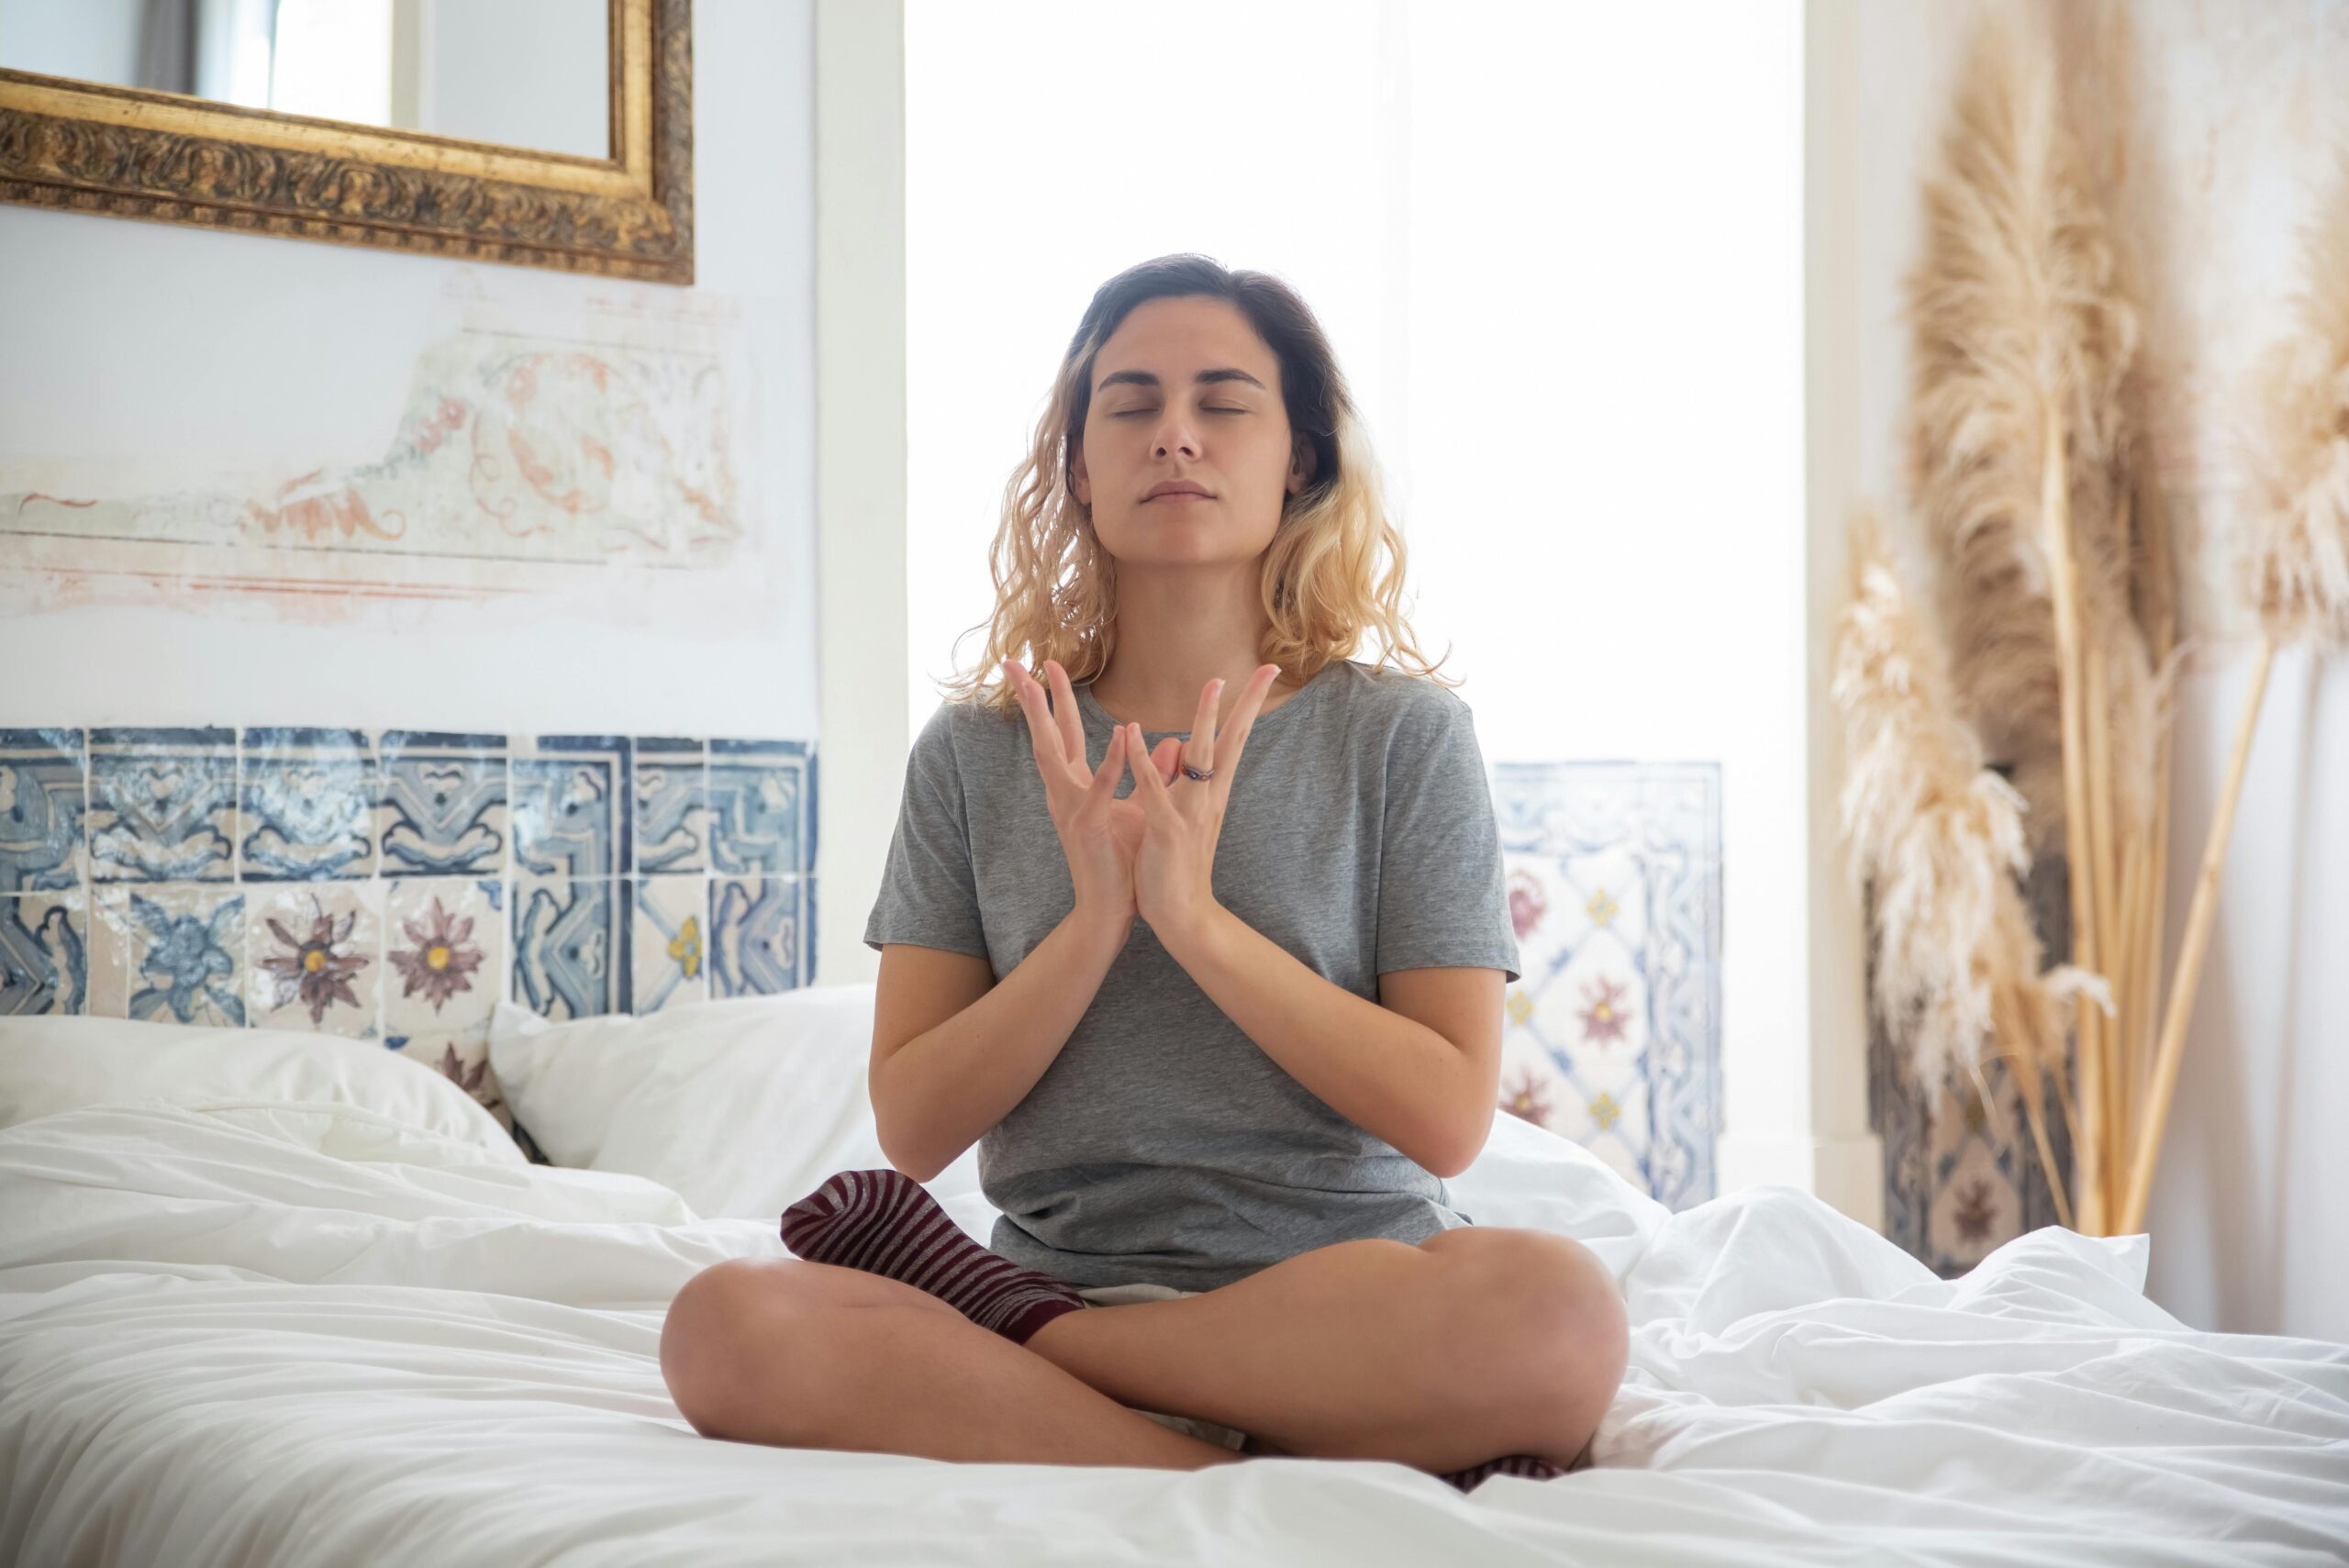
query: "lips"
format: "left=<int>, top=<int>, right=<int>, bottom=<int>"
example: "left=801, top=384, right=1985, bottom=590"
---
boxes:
left=1143, top=483, right=1212, bottom=501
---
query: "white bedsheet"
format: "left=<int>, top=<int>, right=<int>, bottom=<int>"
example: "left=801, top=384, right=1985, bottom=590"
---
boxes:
left=1, top=1099, right=2343, bottom=1567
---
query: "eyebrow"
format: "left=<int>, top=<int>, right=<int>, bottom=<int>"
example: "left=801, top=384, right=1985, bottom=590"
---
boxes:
left=1095, top=368, right=1267, bottom=394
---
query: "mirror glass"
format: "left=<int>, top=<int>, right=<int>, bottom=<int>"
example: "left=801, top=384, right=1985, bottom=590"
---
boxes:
left=0, top=0, right=611, bottom=161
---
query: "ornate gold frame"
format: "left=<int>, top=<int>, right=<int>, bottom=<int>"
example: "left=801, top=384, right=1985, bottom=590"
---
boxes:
left=0, top=0, right=692, bottom=284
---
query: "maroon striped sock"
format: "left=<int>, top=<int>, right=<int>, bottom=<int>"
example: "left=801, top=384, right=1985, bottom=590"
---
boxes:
left=779, top=1169, right=1086, bottom=1345
left=1438, top=1452, right=1563, bottom=1492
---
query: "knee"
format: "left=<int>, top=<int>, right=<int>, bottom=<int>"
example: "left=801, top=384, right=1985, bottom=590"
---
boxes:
left=1431, top=1229, right=1629, bottom=1427
left=662, top=1258, right=818, bottom=1438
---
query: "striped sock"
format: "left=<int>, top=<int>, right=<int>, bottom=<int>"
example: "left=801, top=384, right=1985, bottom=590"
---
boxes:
left=1438, top=1452, right=1563, bottom=1492
left=779, top=1169, right=1086, bottom=1345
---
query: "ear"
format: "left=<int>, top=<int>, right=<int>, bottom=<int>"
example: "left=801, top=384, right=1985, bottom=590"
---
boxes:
left=1069, top=439, right=1090, bottom=507
left=1286, top=440, right=1316, bottom=495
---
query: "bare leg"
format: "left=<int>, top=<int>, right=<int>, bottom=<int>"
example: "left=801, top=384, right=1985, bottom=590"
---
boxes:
left=1025, top=1228, right=1626, bottom=1474
left=662, top=1256, right=1250, bottom=1471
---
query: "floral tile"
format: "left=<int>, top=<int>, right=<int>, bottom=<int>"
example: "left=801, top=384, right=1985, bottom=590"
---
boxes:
left=511, top=873, right=627, bottom=1019
left=708, top=873, right=812, bottom=996
left=0, top=728, right=88, bottom=893
left=512, top=736, right=630, bottom=878
left=90, top=884, right=248, bottom=1026
left=246, top=881, right=384, bottom=1038
left=87, top=728, right=238, bottom=883
left=239, top=727, right=379, bottom=882
left=1491, top=762, right=1722, bottom=1212
left=0, top=890, right=88, bottom=1015
left=386, top=1018, right=513, bottom=1129
left=632, top=874, right=708, bottom=1011
left=708, top=739, right=814, bottom=876
left=377, top=731, right=507, bottom=877
left=633, top=737, right=710, bottom=873
left=384, top=877, right=503, bottom=1038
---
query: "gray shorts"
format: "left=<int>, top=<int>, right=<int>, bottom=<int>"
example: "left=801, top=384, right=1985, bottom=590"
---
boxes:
left=1072, top=1281, right=1260, bottom=1453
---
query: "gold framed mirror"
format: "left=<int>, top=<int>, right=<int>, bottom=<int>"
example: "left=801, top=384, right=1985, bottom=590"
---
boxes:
left=0, top=0, right=691, bottom=283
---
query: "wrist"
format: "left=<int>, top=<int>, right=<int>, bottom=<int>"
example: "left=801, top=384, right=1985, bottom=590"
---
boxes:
left=1067, top=899, right=1135, bottom=957
left=1151, top=898, right=1230, bottom=966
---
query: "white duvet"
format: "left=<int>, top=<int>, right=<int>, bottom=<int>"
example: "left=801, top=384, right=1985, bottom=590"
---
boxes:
left=1, top=1098, right=2343, bottom=1567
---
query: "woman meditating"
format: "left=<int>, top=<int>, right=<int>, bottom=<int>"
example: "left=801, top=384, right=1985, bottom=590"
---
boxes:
left=661, top=254, right=1629, bottom=1492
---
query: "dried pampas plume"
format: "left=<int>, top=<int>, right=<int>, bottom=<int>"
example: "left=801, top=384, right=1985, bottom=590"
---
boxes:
left=2237, top=149, right=2349, bottom=651
left=1902, top=8, right=2156, bottom=862
left=1832, top=506, right=2105, bottom=1223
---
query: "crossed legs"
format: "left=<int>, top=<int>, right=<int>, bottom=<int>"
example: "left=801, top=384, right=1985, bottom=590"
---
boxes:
left=661, top=1225, right=1627, bottom=1477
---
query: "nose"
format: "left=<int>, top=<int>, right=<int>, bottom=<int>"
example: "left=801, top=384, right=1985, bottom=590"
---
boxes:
left=1152, top=409, right=1202, bottom=462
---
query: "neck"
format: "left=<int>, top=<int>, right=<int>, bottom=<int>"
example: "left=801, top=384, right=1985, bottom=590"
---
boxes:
left=1089, top=561, right=1296, bottom=730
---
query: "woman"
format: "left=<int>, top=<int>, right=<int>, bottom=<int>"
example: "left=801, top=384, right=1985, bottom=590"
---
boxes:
left=661, top=255, right=1629, bottom=1491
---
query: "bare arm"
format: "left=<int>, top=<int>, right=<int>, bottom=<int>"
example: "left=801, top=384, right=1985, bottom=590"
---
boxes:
left=1157, top=906, right=1503, bottom=1178
left=867, top=906, right=1130, bottom=1183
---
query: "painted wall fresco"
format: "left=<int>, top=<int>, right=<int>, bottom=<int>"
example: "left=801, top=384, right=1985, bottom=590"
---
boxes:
left=0, top=281, right=758, bottom=619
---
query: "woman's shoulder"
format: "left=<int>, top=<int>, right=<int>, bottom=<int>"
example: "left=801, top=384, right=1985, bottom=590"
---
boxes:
left=1324, top=658, right=1475, bottom=733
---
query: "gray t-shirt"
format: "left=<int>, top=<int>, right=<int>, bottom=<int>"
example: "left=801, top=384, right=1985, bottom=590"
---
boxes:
left=862, top=656, right=1522, bottom=1291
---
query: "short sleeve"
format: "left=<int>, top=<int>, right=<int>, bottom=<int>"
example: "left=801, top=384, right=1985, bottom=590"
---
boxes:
left=1374, top=689, right=1522, bottom=983
left=863, top=702, right=990, bottom=960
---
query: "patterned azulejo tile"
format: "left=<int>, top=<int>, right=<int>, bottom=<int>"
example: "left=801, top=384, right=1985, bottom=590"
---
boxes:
left=245, top=881, right=384, bottom=1038
left=377, top=731, right=507, bottom=877
left=1490, top=762, right=1722, bottom=1212
left=710, top=873, right=814, bottom=996
left=88, top=728, right=237, bottom=883
left=632, top=874, right=708, bottom=1012
left=239, top=728, right=378, bottom=881
left=512, top=873, right=627, bottom=1020
left=0, top=890, right=88, bottom=1016
left=634, top=738, right=710, bottom=873
left=708, top=740, right=814, bottom=876
left=89, top=883, right=248, bottom=1027
left=513, top=736, right=631, bottom=877
left=0, top=728, right=88, bottom=893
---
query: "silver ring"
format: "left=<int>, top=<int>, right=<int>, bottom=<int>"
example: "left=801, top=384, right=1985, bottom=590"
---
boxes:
left=1181, top=763, right=1215, bottom=783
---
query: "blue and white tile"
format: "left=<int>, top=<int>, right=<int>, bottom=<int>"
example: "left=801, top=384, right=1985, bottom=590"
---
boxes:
left=239, top=727, right=379, bottom=881
left=511, top=873, right=628, bottom=1019
left=0, top=728, right=87, bottom=893
left=0, top=890, right=88, bottom=1016
left=631, top=874, right=709, bottom=1012
left=512, top=736, right=630, bottom=877
left=709, top=873, right=813, bottom=996
left=1491, top=762, right=1722, bottom=1212
left=246, top=881, right=384, bottom=1039
left=89, top=884, right=248, bottom=1027
left=384, top=877, right=504, bottom=1040
left=87, top=728, right=238, bottom=883
left=377, top=731, right=508, bottom=877
left=633, top=737, right=710, bottom=873
left=708, top=739, right=814, bottom=876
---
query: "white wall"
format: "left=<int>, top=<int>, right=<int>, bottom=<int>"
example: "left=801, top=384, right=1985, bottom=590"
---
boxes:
left=1838, top=0, right=2348, bottom=1340
left=904, top=0, right=1876, bottom=1218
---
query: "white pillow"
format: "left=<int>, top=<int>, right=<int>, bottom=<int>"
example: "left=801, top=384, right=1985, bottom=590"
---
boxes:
left=0, top=1015, right=529, bottom=1163
left=487, top=985, right=985, bottom=1223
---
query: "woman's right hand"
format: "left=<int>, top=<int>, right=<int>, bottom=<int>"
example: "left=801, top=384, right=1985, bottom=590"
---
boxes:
left=1004, top=658, right=1166, bottom=933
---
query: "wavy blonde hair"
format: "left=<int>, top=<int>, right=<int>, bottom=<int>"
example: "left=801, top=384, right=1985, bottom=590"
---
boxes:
left=937, top=253, right=1454, bottom=720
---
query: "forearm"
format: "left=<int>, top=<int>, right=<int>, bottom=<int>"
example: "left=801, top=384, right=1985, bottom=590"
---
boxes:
left=872, top=906, right=1131, bottom=1182
left=1156, top=905, right=1478, bottom=1177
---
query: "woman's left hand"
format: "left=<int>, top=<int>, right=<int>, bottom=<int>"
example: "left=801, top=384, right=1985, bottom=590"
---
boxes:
left=1123, top=662, right=1283, bottom=944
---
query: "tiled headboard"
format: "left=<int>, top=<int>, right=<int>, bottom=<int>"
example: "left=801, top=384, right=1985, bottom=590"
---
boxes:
left=0, top=728, right=818, bottom=1061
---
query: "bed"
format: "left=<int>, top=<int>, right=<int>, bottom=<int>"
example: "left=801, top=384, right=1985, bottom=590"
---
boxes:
left=2, top=995, right=2343, bottom=1567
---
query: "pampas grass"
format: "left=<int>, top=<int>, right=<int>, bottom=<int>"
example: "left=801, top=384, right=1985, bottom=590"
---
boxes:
left=1833, top=506, right=2104, bottom=1226
left=1822, top=2, right=2215, bottom=1235
left=2118, top=147, right=2349, bottom=1232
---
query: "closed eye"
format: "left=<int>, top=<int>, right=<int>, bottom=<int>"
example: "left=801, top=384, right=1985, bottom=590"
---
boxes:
left=1111, top=407, right=1247, bottom=417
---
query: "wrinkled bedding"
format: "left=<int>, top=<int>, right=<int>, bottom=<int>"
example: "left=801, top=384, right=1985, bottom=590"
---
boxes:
left=2, top=1099, right=2343, bottom=1566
